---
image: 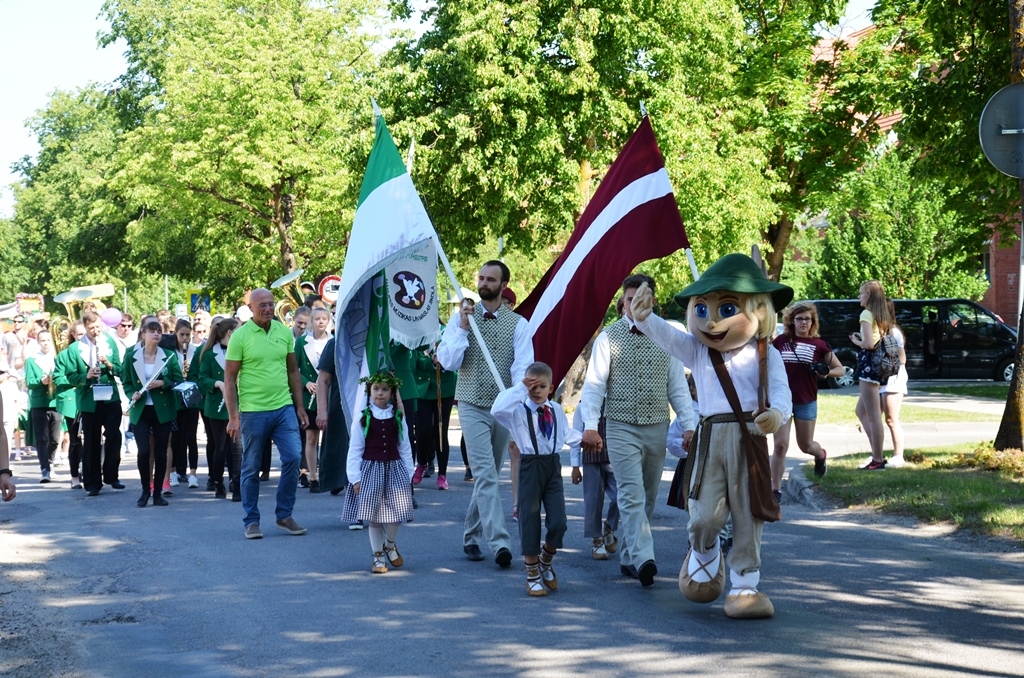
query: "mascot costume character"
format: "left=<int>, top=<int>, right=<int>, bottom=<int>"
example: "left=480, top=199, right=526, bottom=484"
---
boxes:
left=631, top=253, right=793, bottom=619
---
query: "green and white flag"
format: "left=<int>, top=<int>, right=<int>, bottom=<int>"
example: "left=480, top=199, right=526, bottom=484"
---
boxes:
left=334, top=104, right=438, bottom=426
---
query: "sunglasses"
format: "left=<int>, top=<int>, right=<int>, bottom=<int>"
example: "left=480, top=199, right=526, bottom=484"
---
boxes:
left=119, top=323, right=134, bottom=329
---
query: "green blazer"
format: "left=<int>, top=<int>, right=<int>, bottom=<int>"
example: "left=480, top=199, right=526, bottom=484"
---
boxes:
left=391, top=343, right=431, bottom=402
left=52, top=334, right=124, bottom=414
left=24, top=354, right=58, bottom=409
left=294, top=334, right=330, bottom=411
left=197, top=344, right=228, bottom=421
left=121, top=346, right=182, bottom=425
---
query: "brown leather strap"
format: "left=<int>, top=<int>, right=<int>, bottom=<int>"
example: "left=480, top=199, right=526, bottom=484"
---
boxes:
left=709, top=350, right=757, bottom=454
left=757, top=337, right=768, bottom=414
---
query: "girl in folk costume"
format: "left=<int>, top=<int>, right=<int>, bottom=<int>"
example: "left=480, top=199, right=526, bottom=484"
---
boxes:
left=342, top=371, right=415, bottom=574
left=197, top=318, right=240, bottom=500
left=295, top=307, right=331, bottom=492
left=121, top=320, right=183, bottom=507
left=171, top=318, right=202, bottom=488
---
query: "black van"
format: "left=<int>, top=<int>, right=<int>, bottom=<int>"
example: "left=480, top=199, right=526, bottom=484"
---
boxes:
left=809, top=299, right=1018, bottom=386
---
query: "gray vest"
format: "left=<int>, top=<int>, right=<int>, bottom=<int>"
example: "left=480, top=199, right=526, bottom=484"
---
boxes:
left=604, top=318, right=671, bottom=425
left=454, top=306, right=520, bottom=407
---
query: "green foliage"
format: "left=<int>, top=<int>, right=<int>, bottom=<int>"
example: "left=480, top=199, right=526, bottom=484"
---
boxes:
left=805, top=149, right=990, bottom=300
left=0, top=219, right=30, bottom=300
left=383, top=0, right=777, bottom=292
left=105, top=0, right=385, bottom=298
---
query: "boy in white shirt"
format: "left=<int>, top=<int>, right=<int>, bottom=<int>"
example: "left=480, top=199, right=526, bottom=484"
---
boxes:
left=491, top=362, right=580, bottom=597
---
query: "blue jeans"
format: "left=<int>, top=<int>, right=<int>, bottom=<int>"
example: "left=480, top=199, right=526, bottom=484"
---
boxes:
left=240, top=406, right=302, bottom=526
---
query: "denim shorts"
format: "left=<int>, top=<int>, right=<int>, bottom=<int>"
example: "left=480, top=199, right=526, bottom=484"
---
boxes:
left=792, top=400, right=818, bottom=421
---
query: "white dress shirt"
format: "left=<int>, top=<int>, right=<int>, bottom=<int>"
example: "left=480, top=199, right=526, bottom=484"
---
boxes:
left=490, top=383, right=581, bottom=457
left=435, top=306, right=534, bottom=387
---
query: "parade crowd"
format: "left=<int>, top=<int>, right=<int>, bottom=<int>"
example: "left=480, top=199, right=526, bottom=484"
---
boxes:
left=0, top=261, right=908, bottom=615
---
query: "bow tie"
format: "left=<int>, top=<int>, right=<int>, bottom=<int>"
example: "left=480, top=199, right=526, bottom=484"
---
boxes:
left=629, top=325, right=644, bottom=336
left=538, top=405, right=553, bottom=439
left=482, top=311, right=498, bottom=320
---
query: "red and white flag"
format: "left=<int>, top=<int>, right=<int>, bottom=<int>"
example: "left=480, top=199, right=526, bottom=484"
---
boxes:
left=516, top=116, right=690, bottom=386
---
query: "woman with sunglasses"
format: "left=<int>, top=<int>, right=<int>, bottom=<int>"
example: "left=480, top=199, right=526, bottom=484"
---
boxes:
left=122, top=320, right=183, bottom=507
left=770, top=302, right=844, bottom=501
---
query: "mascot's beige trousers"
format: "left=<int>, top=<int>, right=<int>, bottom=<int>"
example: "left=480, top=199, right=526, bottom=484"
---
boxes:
left=688, top=417, right=763, bottom=575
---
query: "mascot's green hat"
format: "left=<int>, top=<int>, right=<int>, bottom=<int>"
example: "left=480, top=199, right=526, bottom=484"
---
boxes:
left=674, top=253, right=794, bottom=310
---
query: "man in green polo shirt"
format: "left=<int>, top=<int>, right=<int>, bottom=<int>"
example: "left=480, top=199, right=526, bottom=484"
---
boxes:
left=224, top=288, right=309, bottom=539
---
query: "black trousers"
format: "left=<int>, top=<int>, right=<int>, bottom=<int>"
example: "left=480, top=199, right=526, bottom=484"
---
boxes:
left=65, top=416, right=82, bottom=478
left=207, top=418, right=241, bottom=483
left=426, top=396, right=454, bottom=476
left=135, top=406, right=172, bottom=491
left=81, top=400, right=123, bottom=492
left=408, top=398, right=435, bottom=467
left=172, top=408, right=201, bottom=475
left=30, top=407, right=62, bottom=472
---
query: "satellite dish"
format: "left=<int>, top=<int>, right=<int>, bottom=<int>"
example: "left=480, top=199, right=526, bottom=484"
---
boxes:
left=271, top=268, right=305, bottom=289
left=980, top=82, right=1024, bottom=178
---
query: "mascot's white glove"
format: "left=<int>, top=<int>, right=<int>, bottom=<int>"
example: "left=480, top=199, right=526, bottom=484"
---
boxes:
left=631, top=282, right=654, bottom=322
left=753, top=408, right=783, bottom=435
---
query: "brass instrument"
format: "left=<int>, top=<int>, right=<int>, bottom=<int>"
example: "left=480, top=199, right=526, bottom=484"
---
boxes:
left=51, top=284, right=116, bottom=352
left=270, top=268, right=306, bottom=324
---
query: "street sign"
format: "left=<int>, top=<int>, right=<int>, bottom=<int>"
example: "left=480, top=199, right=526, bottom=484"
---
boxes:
left=980, top=82, right=1024, bottom=178
left=318, top=275, right=342, bottom=304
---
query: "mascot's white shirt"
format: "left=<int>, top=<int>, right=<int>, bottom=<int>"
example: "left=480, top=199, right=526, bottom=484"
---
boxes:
left=636, top=314, right=792, bottom=423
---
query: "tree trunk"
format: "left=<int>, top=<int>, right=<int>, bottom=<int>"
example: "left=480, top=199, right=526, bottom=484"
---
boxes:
left=765, top=213, right=794, bottom=282
left=995, top=0, right=1024, bottom=450
left=276, top=178, right=299, bottom=274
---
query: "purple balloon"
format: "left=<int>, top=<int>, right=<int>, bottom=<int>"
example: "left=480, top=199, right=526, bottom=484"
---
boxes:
left=101, top=307, right=123, bottom=328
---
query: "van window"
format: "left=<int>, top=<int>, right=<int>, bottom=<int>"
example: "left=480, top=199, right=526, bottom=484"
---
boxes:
left=948, top=302, right=999, bottom=337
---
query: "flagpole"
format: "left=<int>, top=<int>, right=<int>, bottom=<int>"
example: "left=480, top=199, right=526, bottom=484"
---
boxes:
left=685, top=248, right=700, bottom=281
left=433, top=235, right=508, bottom=392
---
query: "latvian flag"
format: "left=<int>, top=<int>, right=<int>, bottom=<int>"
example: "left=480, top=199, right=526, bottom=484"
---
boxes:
left=516, top=116, right=690, bottom=386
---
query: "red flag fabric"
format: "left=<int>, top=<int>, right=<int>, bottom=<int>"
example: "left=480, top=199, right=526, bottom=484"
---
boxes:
left=516, top=117, right=690, bottom=386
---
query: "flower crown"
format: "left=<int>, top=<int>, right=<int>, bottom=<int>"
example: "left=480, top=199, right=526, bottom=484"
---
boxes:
left=359, top=371, right=402, bottom=390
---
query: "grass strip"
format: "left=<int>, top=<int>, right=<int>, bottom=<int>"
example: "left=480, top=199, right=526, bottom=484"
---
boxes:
left=817, top=394, right=1002, bottom=426
left=805, top=443, right=1024, bottom=540
left=910, top=383, right=1009, bottom=400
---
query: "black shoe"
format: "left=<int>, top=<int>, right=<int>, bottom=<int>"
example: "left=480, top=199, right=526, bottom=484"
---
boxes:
left=215, top=482, right=227, bottom=499
left=464, top=469, right=473, bottom=482
left=814, top=450, right=828, bottom=477
left=309, top=479, right=320, bottom=493
left=423, top=464, right=433, bottom=479
left=230, top=478, right=241, bottom=502
left=412, top=496, right=419, bottom=509
left=773, top=489, right=782, bottom=504
left=86, top=488, right=100, bottom=497
left=638, top=560, right=657, bottom=587
left=152, top=494, right=168, bottom=506
left=260, top=472, right=270, bottom=481
left=620, top=564, right=639, bottom=579
left=109, top=481, right=125, bottom=490
left=137, top=491, right=150, bottom=508
left=206, top=477, right=216, bottom=491
left=329, top=487, right=343, bottom=496
left=299, top=474, right=310, bottom=488
left=495, top=547, right=513, bottom=568
left=464, top=545, right=486, bottom=562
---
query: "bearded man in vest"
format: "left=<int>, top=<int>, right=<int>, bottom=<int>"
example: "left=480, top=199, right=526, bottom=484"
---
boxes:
left=438, top=260, right=534, bottom=568
left=579, top=274, right=693, bottom=587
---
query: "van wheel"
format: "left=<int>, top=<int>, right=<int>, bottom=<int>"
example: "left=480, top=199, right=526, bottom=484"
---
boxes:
left=831, top=363, right=856, bottom=389
left=996, top=358, right=1015, bottom=382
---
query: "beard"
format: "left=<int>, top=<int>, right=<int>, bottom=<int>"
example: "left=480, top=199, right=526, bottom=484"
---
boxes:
left=478, top=286, right=501, bottom=302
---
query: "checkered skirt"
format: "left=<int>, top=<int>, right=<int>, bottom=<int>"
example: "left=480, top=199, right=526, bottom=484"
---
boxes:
left=341, top=459, right=414, bottom=524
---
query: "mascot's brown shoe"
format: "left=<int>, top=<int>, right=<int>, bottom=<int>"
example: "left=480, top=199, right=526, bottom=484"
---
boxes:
left=724, top=590, right=774, bottom=619
left=679, top=549, right=725, bottom=603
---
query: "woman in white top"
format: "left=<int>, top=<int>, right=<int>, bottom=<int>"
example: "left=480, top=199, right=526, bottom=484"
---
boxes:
left=879, top=300, right=908, bottom=467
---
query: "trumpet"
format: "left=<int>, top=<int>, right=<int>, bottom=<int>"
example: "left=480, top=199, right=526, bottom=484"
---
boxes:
left=271, top=268, right=307, bottom=324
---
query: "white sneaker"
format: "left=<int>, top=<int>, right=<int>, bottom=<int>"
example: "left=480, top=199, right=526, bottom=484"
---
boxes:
left=169, top=474, right=180, bottom=487
left=887, top=454, right=906, bottom=468
left=187, top=474, right=199, bottom=488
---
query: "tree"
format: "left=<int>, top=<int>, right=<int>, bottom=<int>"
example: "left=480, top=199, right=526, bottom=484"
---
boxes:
left=805, top=147, right=989, bottom=300
left=103, top=0, right=385, bottom=296
left=384, top=0, right=780, bottom=302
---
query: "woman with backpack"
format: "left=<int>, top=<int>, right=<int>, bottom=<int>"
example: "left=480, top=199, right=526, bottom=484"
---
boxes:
left=879, top=299, right=909, bottom=468
left=850, top=280, right=895, bottom=470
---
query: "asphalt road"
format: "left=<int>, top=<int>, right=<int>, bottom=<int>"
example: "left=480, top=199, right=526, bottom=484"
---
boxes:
left=1, top=393, right=1022, bottom=677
